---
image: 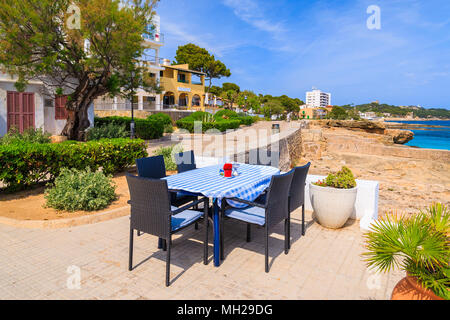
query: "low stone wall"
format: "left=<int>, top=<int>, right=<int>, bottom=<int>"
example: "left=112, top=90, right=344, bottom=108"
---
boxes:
left=327, top=134, right=450, bottom=162
left=229, top=124, right=303, bottom=172
left=94, top=109, right=194, bottom=122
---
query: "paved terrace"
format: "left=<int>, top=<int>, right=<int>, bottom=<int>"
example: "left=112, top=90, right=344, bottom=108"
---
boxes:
left=0, top=208, right=403, bottom=300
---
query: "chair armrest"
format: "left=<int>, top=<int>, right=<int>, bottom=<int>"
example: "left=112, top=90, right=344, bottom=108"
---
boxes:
left=127, top=200, right=131, bottom=205
left=172, top=197, right=208, bottom=215
left=227, top=197, right=266, bottom=209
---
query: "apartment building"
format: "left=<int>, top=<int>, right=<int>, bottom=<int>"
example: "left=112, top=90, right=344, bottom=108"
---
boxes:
left=94, top=14, right=165, bottom=112
left=306, top=89, right=331, bottom=108
left=160, top=64, right=206, bottom=109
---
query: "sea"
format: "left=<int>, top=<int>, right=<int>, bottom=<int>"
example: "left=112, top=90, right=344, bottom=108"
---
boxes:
left=386, top=120, right=450, bottom=151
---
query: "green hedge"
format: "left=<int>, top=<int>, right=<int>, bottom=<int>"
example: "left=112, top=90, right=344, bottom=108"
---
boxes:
left=175, top=110, right=256, bottom=133
left=94, top=116, right=164, bottom=140
left=176, top=118, right=241, bottom=133
left=0, top=138, right=147, bottom=192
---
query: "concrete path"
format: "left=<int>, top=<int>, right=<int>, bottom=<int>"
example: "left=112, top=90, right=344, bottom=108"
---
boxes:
left=0, top=208, right=403, bottom=300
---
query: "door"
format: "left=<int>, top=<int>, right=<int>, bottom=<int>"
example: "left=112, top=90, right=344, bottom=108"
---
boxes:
left=7, top=91, right=35, bottom=133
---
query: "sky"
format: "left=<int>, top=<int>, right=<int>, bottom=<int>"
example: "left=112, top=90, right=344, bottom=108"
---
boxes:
left=156, top=0, right=450, bottom=109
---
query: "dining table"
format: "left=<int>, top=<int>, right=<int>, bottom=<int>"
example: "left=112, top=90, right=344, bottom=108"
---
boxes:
left=162, top=163, right=280, bottom=267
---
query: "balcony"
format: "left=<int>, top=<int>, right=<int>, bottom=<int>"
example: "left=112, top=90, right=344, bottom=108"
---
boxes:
left=139, top=54, right=165, bottom=68
left=143, top=26, right=164, bottom=44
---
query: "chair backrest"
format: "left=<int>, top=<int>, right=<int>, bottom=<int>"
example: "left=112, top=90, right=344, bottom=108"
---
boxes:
left=174, top=150, right=196, bottom=173
left=265, top=170, right=294, bottom=230
left=136, top=155, right=166, bottom=179
left=126, top=174, right=171, bottom=238
left=289, top=162, right=311, bottom=212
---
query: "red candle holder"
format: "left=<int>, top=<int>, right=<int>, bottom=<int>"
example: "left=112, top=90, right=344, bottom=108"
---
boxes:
left=223, top=163, right=233, bottom=178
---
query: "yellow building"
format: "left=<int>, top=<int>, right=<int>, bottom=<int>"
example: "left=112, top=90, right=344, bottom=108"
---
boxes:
left=160, top=64, right=206, bottom=110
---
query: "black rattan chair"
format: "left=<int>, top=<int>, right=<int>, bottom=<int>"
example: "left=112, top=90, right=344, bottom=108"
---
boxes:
left=126, top=174, right=209, bottom=287
left=288, top=162, right=311, bottom=243
left=174, top=150, right=197, bottom=173
left=135, top=155, right=197, bottom=207
left=221, top=170, right=294, bottom=272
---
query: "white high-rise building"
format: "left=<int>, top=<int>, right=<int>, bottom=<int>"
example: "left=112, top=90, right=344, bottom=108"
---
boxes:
left=306, top=89, right=331, bottom=108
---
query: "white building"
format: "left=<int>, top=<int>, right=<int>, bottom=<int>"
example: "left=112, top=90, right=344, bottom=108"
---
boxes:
left=306, top=89, right=331, bottom=108
left=0, top=72, right=94, bottom=137
left=94, top=14, right=165, bottom=111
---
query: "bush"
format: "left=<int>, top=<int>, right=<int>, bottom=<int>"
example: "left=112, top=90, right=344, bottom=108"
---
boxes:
left=87, top=123, right=129, bottom=141
left=214, top=109, right=239, bottom=119
left=153, top=145, right=183, bottom=171
left=0, top=127, right=51, bottom=145
left=214, top=110, right=258, bottom=126
left=148, top=113, right=174, bottom=133
left=45, top=168, right=117, bottom=212
left=94, top=116, right=164, bottom=140
left=314, top=166, right=356, bottom=189
left=176, top=118, right=241, bottom=133
left=0, top=138, right=147, bottom=192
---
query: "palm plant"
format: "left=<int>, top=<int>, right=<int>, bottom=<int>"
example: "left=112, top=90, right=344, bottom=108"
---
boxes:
left=363, top=203, right=450, bottom=299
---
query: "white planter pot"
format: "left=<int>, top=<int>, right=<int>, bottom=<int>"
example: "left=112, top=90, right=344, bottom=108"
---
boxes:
left=309, top=182, right=357, bottom=229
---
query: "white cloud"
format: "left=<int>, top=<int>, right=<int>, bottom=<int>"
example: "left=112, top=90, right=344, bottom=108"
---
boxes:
left=222, top=0, right=286, bottom=36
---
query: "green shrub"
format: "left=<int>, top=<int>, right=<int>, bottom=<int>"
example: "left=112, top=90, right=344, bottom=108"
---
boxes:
left=153, top=145, right=183, bottom=171
left=87, top=123, right=129, bottom=141
left=314, top=166, right=357, bottom=189
left=176, top=118, right=241, bottom=133
left=0, top=127, right=51, bottom=145
left=45, top=168, right=117, bottom=212
left=94, top=116, right=164, bottom=140
left=148, top=113, right=174, bottom=133
left=0, top=138, right=147, bottom=192
left=214, top=109, right=239, bottom=119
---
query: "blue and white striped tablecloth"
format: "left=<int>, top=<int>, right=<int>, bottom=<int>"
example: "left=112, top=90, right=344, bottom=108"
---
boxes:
left=162, top=164, right=280, bottom=208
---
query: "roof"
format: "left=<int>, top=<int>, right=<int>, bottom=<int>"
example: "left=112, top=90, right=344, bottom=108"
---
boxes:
left=164, top=64, right=206, bottom=76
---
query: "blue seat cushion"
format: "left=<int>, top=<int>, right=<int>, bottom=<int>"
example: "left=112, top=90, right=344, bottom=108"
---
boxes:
left=224, top=206, right=266, bottom=226
left=176, top=191, right=198, bottom=198
left=171, top=206, right=203, bottom=232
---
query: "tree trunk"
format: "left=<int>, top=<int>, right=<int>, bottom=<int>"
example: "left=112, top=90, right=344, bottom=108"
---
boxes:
left=61, top=100, right=92, bottom=141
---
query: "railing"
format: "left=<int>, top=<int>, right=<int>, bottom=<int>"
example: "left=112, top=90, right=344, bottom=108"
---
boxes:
left=143, top=29, right=165, bottom=44
left=139, top=54, right=165, bottom=67
left=94, top=102, right=163, bottom=111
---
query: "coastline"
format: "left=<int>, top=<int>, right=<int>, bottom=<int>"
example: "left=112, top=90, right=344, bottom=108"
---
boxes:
left=301, top=122, right=450, bottom=215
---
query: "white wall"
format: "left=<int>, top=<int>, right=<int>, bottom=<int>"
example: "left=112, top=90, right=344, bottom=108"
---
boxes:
left=0, top=80, right=45, bottom=137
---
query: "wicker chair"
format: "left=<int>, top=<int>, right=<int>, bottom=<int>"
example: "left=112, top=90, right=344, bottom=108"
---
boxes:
left=174, top=150, right=197, bottom=173
left=135, top=155, right=197, bottom=207
left=126, top=174, right=209, bottom=287
left=288, top=162, right=311, bottom=243
left=221, top=170, right=294, bottom=272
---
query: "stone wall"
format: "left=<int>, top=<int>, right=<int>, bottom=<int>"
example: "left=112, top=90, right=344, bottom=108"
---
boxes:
left=94, top=109, right=194, bottom=123
left=326, top=134, right=450, bottom=162
left=229, top=125, right=303, bottom=172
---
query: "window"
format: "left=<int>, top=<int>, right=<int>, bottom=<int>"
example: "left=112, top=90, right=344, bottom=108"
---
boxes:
left=55, top=95, right=68, bottom=120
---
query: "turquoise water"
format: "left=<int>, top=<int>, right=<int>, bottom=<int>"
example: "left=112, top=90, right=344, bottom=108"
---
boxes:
left=386, top=120, right=450, bottom=150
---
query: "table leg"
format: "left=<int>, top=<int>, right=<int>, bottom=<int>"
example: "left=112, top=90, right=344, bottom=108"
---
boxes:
left=213, top=198, right=221, bottom=267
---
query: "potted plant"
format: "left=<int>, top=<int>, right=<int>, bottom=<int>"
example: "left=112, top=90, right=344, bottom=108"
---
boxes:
left=363, top=203, right=449, bottom=300
left=309, top=166, right=357, bottom=229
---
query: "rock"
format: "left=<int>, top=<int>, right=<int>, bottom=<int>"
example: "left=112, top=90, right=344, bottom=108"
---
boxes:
left=385, top=129, right=414, bottom=144
left=50, top=135, right=68, bottom=143
left=320, top=120, right=386, bottom=134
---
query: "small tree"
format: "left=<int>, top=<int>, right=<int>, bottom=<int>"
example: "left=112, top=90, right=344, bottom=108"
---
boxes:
left=0, top=0, right=159, bottom=140
left=173, top=43, right=231, bottom=93
left=262, top=100, right=284, bottom=119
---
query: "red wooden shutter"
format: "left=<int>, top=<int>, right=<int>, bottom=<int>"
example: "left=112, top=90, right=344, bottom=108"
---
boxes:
left=6, top=92, right=35, bottom=133
left=55, top=95, right=68, bottom=120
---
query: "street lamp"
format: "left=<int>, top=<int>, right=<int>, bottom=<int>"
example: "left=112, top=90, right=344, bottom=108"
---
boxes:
left=130, top=71, right=136, bottom=139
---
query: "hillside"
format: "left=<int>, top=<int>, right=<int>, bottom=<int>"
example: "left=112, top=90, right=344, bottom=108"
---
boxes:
left=338, top=103, right=450, bottom=119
